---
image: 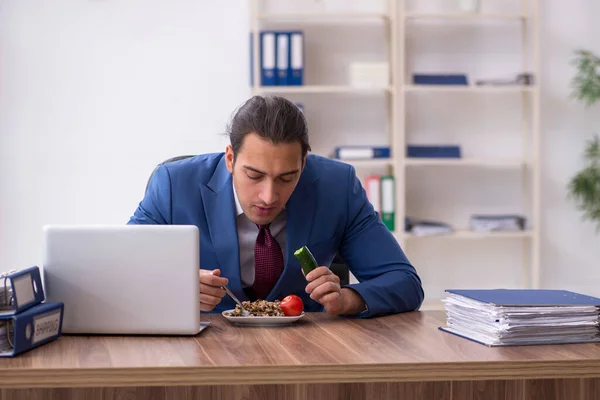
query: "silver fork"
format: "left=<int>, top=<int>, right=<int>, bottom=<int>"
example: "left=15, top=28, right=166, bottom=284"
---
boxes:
left=210, top=270, right=251, bottom=317
left=223, top=286, right=251, bottom=317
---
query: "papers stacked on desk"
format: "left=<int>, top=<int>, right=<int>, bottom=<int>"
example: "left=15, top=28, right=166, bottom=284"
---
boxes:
left=439, top=289, right=600, bottom=346
left=0, top=324, right=9, bottom=353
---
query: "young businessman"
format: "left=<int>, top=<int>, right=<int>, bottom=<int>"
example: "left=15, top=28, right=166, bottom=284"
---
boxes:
left=128, top=95, right=424, bottom=317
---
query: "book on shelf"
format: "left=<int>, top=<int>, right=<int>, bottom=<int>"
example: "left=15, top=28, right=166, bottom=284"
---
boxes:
left=469, top=214, right=526, bottom=232
left=363, top=175, right=395, bottom=232
left=475, top=72, right=534, bottom=86
left=332, top=145, right=464, bottom=160
left=439, top=289, right=600, bottom=347
left=412, top=73, right=468, bottom=85
left=330, top=146, right=391, bottom=160
left=405, top=217, right=453, bottom=236
left=365, top=176, right=381, bottom=216
left=406, top=145, right=461, bottom=159
left=250, top=30, right=304, bottom=87
left=380, top=175, right=395, bottom=231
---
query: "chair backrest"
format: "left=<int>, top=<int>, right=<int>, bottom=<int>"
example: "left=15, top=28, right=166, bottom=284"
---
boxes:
left=145, top=155, right=196, bottom=193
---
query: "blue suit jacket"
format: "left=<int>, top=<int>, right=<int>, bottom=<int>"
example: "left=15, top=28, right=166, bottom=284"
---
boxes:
left=128, top=153, right=424, bottom=317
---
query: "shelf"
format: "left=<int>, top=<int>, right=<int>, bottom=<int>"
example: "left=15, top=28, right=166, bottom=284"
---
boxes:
left=252, top=85, right=393, bottom=94
left=404, top=12, right=527, bottom=21
left=331, top=158, right=530, bottom=168
left=257, top=13, right=390, bottom=22
left=250, top=0, right=542, bottom=295
left=403, top=84, right=536, bottom=93
left=402, top=229, right=534, bottom=240
left=404, top=158, right=529, bottom=167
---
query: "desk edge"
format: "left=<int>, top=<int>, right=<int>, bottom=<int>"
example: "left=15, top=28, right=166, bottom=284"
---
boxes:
left=3, top=360, right=600, bottom=388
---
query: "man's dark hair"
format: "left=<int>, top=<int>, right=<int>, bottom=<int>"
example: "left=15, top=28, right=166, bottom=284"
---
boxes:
left=227, top=95, right=310, bottom=159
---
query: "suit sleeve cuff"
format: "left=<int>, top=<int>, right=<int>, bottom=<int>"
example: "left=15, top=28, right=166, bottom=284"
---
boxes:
left=340, top=284, right=372, bottom=318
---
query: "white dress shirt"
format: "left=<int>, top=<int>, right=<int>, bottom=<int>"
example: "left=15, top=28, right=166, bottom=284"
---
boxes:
left=233, top=186, right=287, bottom=288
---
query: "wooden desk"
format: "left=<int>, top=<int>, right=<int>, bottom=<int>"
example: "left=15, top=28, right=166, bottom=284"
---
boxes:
left=1, top=311, right=600, bottom=400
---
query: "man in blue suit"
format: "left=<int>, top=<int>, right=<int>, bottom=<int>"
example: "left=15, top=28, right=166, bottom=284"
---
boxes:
left=128, top=95, right=424, bottom=317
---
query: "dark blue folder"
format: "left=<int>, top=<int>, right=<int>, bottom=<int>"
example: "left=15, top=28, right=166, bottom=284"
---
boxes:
left=0, top=301, right=64, bottom=357
left=446, top=289, right=600, bottom=306
left=0, top=266, right=45, bottom=316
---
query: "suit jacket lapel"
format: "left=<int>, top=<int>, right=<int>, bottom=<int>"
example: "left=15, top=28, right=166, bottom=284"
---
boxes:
left=199, top=157, right=246, bottom=300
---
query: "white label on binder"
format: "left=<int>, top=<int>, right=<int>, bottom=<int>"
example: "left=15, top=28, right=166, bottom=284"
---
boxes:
left=381, top=178, right=394, bottom=212
left=33, top=309, right=61, bottom=344
left=366, top=178, right=381, bottom=213
left=277, top=34, right=288, bottom=69
left=262, top=33, right=275, bottom=69
left=12, top=274, right=35, bottom=307
left=291, top=33, right=303, bottom=69
left=338, top=148, right=374, bottom=159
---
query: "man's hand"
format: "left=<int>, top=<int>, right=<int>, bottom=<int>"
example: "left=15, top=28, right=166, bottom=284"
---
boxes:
left=199, top=269, right=228, bottom=312
left=305, top=267, right=366, bottom=316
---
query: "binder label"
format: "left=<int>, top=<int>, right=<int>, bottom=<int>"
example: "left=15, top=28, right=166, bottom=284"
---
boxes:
left=33, top=309, right=61, bottom=344
left=277, top=34, right=288, bottom=70
left=12, top=274, right=35, bottom=308
left=381, top=178, right=394, bottom=212
left=291, top=33, right=303, bottom=69
left=262, top=32, right=275, bottom=70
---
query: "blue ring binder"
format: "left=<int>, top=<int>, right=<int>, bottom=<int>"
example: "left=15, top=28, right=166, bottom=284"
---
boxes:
left=0, top=267, right=64, bottom=357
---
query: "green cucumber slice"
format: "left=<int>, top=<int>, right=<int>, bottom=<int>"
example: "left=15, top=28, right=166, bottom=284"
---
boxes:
left=294, top=246, right=319, bottom=276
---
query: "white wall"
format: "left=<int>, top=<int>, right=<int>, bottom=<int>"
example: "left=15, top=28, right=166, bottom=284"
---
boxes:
left=1, top=1, right=599, bottom=302
left=539, top=0, right=600, bottom=294
left=0, top=0, right=250, bottom=269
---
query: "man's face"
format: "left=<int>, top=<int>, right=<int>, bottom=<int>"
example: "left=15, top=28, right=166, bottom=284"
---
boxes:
left=225, top=132, right=305, bottom=226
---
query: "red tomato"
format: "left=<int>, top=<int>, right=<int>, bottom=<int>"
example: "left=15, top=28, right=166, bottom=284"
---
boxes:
left=280, top=295, right=304, bottom=316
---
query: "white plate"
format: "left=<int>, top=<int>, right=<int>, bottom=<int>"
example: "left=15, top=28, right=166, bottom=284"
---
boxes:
left=221, top=310, right=305, bottom=326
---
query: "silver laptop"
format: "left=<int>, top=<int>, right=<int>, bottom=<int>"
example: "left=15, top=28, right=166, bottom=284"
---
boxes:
left=42, top=224, right=203, bottom=335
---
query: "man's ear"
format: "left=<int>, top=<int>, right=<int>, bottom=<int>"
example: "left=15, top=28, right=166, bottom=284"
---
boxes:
left=225, top=145, right=234, bottom=173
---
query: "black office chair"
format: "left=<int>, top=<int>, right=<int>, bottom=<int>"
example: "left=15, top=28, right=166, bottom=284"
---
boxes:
left=145, top=155, right=350, bottom=286
left=145, top=155, right=196, bottom=193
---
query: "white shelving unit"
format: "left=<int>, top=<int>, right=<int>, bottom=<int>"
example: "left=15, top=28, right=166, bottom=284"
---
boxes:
left=403, top=84, right=536, bottom=93
left=255, top=85, right=393, bottom=94
left=257, top=13, right=391, bottom=21
left=398, top=0, right=541, bottom=310
left=248, top=4, right=399, bottom=173
left=249, top=0, right=397, bottom=286
left=404, top=228, right=534, bottom=239
left=248, top=1, right=541, bottom=308
left=404, top=12, right=527, bottom=20
left=404, top=157, right=529, bottom=167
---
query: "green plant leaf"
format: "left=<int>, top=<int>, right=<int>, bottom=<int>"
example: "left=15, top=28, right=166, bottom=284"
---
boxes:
left=568, top=133, right=600, bottom=233
left=567, top=49, right=600, bottom=233
left=570, top=49, right=600, bottom=107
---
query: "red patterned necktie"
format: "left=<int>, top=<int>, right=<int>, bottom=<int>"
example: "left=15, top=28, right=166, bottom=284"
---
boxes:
left=251, top=224, right=284, bottom=300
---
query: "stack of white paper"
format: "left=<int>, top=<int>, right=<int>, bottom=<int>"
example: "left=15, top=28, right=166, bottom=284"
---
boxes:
left=0, top=323, right=11, bottom=352
left=406, top=217, right=453, bottom=236
left=440, top=290, right=600, bottom=346
left=469, top=215, right=525, bottom=232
